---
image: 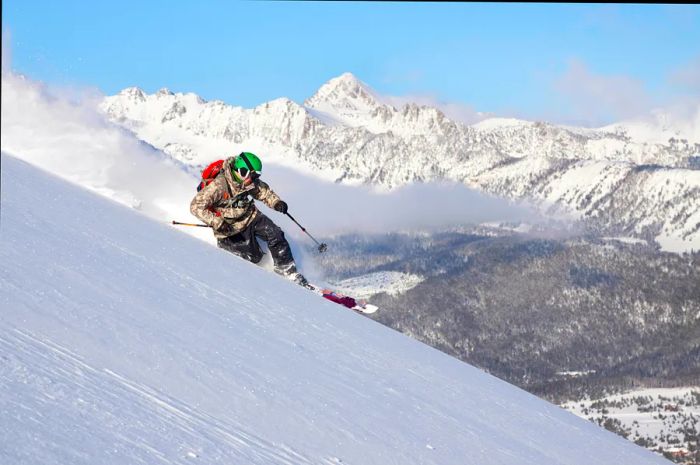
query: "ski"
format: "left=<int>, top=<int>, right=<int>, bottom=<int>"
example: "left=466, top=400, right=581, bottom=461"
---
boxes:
left=305, top=284, right=378, bottom=314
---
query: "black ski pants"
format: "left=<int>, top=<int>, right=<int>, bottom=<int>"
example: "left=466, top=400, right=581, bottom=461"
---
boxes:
left=217, top=213, right=294, bottom=269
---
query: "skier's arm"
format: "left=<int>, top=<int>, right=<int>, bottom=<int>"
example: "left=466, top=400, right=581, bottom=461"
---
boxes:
left=252, top=180, right=283, bottom=210
left=190, top=182, right=225, bottom=228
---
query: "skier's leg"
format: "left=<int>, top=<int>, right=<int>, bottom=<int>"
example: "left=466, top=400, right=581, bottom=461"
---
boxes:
left=252, top=214, right=308, bottom=286
left=217, top=226, right=263, bottom=264
left=251, top=214, right=294, bottom=271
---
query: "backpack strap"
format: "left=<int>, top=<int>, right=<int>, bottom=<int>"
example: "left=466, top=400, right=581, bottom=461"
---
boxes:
left=220, top=184, right=254, bottom=209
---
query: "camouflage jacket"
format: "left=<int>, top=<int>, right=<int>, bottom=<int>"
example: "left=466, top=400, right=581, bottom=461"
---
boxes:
left=190, top=157, right=282, bottom=239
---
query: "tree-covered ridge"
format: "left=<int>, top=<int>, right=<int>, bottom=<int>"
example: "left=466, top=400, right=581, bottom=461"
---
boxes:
left=312, top=230, right=700, bottom=401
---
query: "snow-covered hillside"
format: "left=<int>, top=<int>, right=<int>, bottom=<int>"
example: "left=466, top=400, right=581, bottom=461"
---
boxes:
left=100, top=73, right=700, bottom=253
left=0, top=153, right=671, bottom=464
left=562, top=387, right=700, bottom=460
left=330, top=271, right=425, bottom=299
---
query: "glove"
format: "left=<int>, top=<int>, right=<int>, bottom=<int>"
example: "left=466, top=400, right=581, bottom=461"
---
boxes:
left=273, top=200, right=288, bottom=214
left=212, top=216, right=235, bottom=236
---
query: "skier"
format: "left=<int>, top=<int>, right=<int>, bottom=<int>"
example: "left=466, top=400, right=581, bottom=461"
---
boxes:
left=190, top=152, right=309, bottom=287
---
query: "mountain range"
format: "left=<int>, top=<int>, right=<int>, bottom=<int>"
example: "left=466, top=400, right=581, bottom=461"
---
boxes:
left=101, top=72, right=700, bottom=254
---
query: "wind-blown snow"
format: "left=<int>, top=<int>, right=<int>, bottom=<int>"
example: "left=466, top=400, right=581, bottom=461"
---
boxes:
left=0, top=72, right=198, bottom=224
left=0, top=153, right=669, bottom=464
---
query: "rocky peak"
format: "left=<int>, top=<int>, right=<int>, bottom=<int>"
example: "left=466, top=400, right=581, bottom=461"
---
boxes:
left=119, top=87, right=146, bottom=102
left=304, top=73, right=383, bottom=118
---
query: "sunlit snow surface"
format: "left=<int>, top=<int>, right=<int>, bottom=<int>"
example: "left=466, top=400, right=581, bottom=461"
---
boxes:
left=0, top=154, right=669, bottom=464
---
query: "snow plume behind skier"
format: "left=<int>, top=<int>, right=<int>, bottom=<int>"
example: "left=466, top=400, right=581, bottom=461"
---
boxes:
left=190, top=152, right=309, bottom=287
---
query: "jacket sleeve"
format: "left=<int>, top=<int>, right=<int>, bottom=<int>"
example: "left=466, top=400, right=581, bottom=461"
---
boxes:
left=252, top=180, right=282, bottom=210
left=190, top=182, right=223, bottom=227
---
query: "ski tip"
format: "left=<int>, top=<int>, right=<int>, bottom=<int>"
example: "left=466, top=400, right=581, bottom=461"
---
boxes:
left=354, top=304, right=379, bottom=314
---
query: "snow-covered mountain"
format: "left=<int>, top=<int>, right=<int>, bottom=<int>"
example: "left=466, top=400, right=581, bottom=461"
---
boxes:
left=100, top=73, right=700, bottom=253
left=0, top=151, right=672, bottom=465
left=601, top=103, right=700, bottom=145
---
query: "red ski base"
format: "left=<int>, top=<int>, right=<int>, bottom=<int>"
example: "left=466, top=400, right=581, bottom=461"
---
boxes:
left=307, top=285, right=378, bottom=314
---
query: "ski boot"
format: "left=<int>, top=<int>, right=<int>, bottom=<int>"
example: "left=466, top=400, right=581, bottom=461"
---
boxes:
left=290, top=272, right=311, bottom=289
left=275, top=263, right=312, bottom=289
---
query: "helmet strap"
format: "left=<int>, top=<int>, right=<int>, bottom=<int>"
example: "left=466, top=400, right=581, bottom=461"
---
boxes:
left=239, top=152, right=256, bottom=172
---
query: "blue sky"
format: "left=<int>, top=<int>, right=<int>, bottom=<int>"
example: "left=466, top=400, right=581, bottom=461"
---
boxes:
left=3, top=1, right=700, bottom=125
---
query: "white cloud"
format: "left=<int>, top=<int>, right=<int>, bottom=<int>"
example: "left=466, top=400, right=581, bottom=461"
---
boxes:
left=669, top=55, right=700, bottom=93
left=553, top=59, right=654, bottom=126
left=257, top=162, right=547, bottom=281
left=260, top=163, right=539, bottom=238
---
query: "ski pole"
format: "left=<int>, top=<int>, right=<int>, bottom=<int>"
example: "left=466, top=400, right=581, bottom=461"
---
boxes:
left=285, top=212, right=328, bottom=253
left=172, top=221, right=211, bottom=228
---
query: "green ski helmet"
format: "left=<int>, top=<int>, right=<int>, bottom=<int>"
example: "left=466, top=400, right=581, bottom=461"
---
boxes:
left=231, top=152, right=262, bottom=184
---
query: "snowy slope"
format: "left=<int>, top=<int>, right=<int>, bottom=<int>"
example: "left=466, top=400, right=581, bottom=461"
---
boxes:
left=100, top=73, right=700, bottom=253
left=0, top=153, right=670, bottom=464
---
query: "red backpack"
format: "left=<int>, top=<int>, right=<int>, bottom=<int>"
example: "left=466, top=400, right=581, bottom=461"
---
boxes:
left=196, top=159, right=224, bottom=192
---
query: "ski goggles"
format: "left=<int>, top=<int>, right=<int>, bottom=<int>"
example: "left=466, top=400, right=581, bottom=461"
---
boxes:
left=233, top=167, right=259, bottom=185
left=237, top=167, right=260, bottom=179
